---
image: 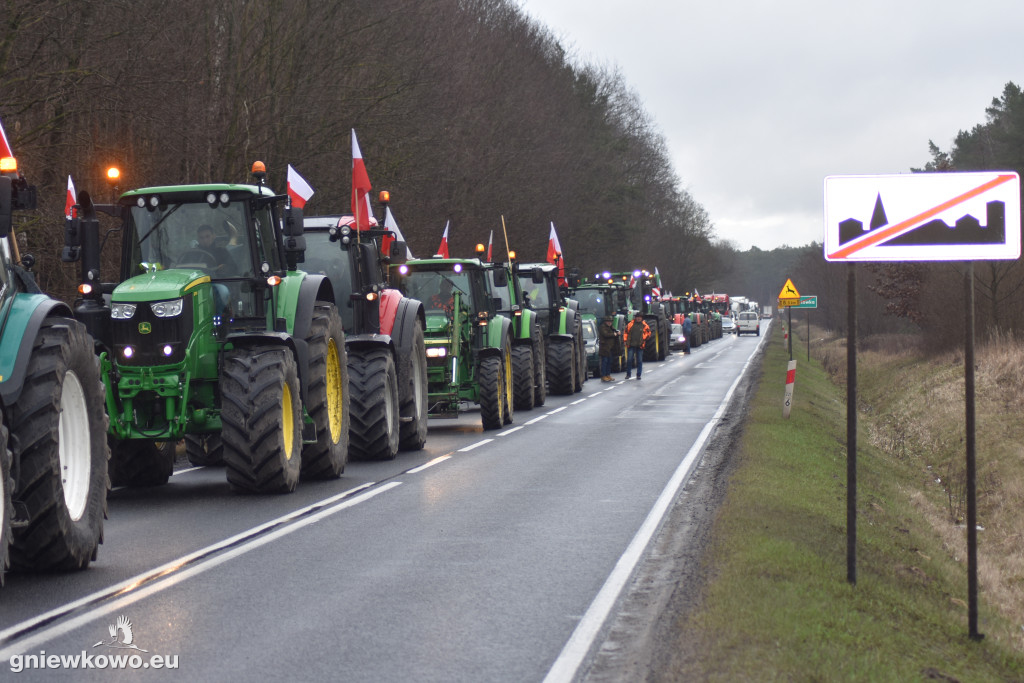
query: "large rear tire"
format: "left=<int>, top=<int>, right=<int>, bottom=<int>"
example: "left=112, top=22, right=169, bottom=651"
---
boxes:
left=1, top=424, right=12, bottom=584
left=348, top=347, right=400, bottom=460
left=301, top=304, right=349, bottom=478
left=478, top=355, right=505, bottom=430
left=185, top=434, right=224, bottom=467
left=222, top=346, right=302, bottom=493
left=512, top=345, right=535, bottom=411
left=109, top=440, right=175, bottom=487
left=9, top=318, right=108, bottom=571
left=398, top=324, right=428, bottom=451
left=547, top=338, right=575, bottom=395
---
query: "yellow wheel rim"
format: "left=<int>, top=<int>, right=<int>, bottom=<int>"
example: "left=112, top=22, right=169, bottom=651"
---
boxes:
left=326, top=338, right=343, bottom=443
left=504, top=345, right=513, bottom=407
left=282, top=381, right=295, bottom=459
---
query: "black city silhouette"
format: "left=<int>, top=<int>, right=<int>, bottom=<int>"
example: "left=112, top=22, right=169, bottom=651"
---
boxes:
left=838, top=193, right=1005, bottom=247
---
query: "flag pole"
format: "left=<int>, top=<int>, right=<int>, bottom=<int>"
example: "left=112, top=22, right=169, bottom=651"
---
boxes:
left=500, top=215, right=512, bottom=262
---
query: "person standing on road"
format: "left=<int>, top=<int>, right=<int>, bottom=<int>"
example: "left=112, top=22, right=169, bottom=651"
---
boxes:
left=682, top=315, right=692, bottom=354
left=624, top=312, right=650, bottom=380
left=598, top=316, right=617, bottom=381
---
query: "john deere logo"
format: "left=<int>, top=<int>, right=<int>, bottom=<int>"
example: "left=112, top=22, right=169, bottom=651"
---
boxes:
left=138, top=322, right=152, bottom=334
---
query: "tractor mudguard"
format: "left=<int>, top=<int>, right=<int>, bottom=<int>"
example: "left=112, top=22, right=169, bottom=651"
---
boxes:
left=478, top=315, right=512, bottom=357
left=346, top=333, right=392, bottom=352
left=378, top=289, right=404, bottom=337
left=389, top=296, right=424, bottom=358
left=226, top=330, right=310, bottom=407
left=282, top=273, right=334, bottom=341
left=0, top=295, right=74, bottom=406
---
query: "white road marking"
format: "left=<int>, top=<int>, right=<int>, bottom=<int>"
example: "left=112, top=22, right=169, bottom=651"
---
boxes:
left=406, top=455, right=452, bottom=473
left=546, top=407, right=567, bottom=415
left=571, top=399, right=587, bottom=405
left=498, top=426, right=524, bottom=436
left=525, top=414, right=549, bottom=425
left=458, top=439, right=494, bottom=452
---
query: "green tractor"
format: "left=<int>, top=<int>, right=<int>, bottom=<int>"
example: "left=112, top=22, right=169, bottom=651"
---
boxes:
left=482, top=251, right=545, bottom=409
left=0, top=144, right=109, bottom=578
left=301, top=204, right=428, bottom=460
left=517, top=261, right=586, bottom=392
left=63, top=162, right=347, bottom=493
left=395, top=257, right=514, bottom=430
left=570, top=274, right=630, bottom=372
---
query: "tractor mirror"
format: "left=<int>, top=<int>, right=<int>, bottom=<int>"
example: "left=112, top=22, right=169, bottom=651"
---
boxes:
left=531, top=267, right=544, bottom=283
left=567, top=269, right=581, bottom=288
left=284, top=206, right=304, bottom=237
left=0, top=176, right=12, bottom=238
left=492, top=268, right=508, bottom=288
left=389, top=240, right=407, bottom=265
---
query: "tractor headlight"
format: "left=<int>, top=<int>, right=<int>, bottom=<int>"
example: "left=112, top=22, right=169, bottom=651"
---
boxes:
left=426, top=347, right=447, bottom=358
left=111, top=302, right=137, bottom=319
left=150, top=298, right=184, bottom=318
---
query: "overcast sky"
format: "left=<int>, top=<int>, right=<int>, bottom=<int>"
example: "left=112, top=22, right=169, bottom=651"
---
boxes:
left=516, top=0, right=1024, bottom=251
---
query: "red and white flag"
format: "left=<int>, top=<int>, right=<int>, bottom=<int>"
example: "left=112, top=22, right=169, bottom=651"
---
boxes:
left=437, top=221, right=450, bottom=258
left=382, top=206, right=414, bottom=260
left=65, top=175, right=77, bottom=219
left=0, top=117, right=13, bottom=163
left=486, top=230, right=493, bottom=262
left=287, top=164, right=314, bottom=209
left=546, top=222, right=565, bottom=284
left=351, top=129, right=374, bottom=231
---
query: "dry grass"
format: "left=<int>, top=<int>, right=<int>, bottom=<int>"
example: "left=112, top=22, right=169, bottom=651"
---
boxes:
left=797, top=324, right=1024, bottom=650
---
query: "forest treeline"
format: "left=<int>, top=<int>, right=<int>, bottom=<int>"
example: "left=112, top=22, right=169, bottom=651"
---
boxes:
left=0, top=0, right=715, bottom=303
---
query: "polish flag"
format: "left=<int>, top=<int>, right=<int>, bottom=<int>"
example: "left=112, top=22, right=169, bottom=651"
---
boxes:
left=351, top=129, right=374, bottom=231
left=486, top=230, right=493, bottom=262
left=287, top=164, right=314, bottom=209
left=546, top=222, right=565, bottom=284
left=436, top=221, right=450, bottom=258
left=0, top=118, right=13, bottom=163
left=382, top=205, right=414, bottom=260
left=65, top=175, right=77, bottom=219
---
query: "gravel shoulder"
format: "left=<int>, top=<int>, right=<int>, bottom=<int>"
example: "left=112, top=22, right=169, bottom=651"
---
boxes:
left=581, top=344, right=764, bottom=682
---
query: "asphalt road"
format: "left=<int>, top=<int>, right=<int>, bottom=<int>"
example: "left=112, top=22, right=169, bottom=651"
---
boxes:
left=0, top=329, right=768, bottom=681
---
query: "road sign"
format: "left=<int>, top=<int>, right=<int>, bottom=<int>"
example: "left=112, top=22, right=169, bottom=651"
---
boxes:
left=791, top=296, right=817, bottom=309
left=824, top=172, right=1021, bottom=261
left=777, top=278, right=800, bottom=307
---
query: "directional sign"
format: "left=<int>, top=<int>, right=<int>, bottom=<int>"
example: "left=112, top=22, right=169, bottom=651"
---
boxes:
left=777, top=278, right=800, bottom=307
left=791, top=296, right=817, bottom=309
left=824, top=172, right=1021, bottom=261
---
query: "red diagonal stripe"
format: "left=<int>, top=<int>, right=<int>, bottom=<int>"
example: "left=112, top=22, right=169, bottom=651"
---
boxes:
left=828, top=174, right=1016, bottom=259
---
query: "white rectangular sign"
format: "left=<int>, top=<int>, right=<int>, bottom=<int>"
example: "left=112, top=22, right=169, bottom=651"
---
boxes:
left=823, top=172, right=1021, bottom=261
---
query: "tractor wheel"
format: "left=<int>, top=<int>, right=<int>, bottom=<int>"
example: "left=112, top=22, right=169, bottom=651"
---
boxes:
left=532, top=332, right=547, bottom=407
left=502, top=341, right=514, bottom=425
left=222, top=346, right=302, bottom=493
left=574, top=321, right=586, bottom=392
left=109, top=440, right=175, bottom=487
left=478, top=355, right=505, bottom=430
left=348, top=347, right=400, bottom=460
left=547, top=338, right=575, bottom=395
left=302, top=303, right=349, bottom=478
left=185, top=434, right=224, bottom=467
left=512, top=344, right=535, bottom=411
left=398, top=324, right=428, bottom=451
left=9, top=318, right=108, bottom=571
left=1, top=423, right=12, bottom=584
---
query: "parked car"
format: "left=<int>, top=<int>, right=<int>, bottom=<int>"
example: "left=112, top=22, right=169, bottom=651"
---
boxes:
left=582, top=318, right=600, bottom=378
left=669, top=323, right=687, bottom=350
left=736, top=311, right=760, bottom=336
left=721, top=316, right=736, bottom=334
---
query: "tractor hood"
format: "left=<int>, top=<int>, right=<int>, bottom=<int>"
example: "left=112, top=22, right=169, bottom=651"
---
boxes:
left=112, top=269, right=210, bottom=302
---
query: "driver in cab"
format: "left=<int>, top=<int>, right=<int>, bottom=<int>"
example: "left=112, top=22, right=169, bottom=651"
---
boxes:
left=195, top=224, right=237, bottom=275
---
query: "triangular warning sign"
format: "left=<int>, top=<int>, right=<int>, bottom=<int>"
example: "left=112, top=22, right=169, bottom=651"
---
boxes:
left=778, top=278, right=799, bottom=299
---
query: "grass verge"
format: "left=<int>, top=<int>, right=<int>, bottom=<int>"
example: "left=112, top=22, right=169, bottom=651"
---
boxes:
left=672, top=324, right=1024, bottom=682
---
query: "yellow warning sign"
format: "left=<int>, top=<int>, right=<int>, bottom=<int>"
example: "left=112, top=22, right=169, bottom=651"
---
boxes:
left=778, top=278, right=800, bottom=307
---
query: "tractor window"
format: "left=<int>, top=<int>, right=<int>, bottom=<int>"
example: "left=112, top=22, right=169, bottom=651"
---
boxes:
left=126, top=200, right=253, bottom=279
left=486, top=269, right=512, bottom=312
left=301, top=232, right=355, bottom=331
left=518, top=275, right=549, bottom=309
left=252, top=203, right=281, bottom=273
left=573, top=289, right=609, bottom=317
left=405, top=269, right=471, bottom=315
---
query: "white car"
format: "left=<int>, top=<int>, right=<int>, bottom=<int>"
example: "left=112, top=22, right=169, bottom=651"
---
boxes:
left=736, top=311, right=760, bottom=336
left=721, top=317, right=736, bottom=334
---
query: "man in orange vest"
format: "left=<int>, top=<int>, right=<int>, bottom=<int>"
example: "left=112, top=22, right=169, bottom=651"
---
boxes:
left=624, top=312, right=650, bottom=380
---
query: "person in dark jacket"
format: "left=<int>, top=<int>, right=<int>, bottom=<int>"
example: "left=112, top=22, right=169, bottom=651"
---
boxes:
left=682, top=315, right=692, bottom=354
left=624, top=312, right=650, bottom=380
left=598, top=316, right=618, bottom=381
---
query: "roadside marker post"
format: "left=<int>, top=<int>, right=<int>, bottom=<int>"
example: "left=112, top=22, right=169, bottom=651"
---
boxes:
left=824, top=171, right=1021, bottom=639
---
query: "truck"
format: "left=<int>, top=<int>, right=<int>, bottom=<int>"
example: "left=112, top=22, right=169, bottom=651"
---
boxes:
left=762, top=305, right=772, bottom=319
left=1, top=132, right=109, bottom=577
left=63, top=162, right=348, bottom=493
left=396, top=257, right=515, bottom=429
left=302, top=202, right=428, bottom=460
